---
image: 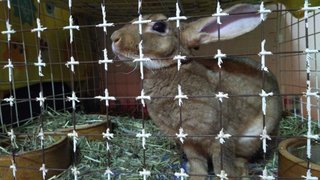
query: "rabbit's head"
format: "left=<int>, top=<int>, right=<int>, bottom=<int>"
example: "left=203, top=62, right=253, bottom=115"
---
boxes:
left=111, top=4, right=263, bottom=69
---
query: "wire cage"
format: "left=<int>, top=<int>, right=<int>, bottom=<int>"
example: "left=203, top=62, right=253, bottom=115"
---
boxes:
left=0, top=0, right=319, bottom=179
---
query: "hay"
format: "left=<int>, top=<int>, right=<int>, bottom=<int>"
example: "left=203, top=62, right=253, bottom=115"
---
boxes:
left=3, top=110, right=319, bottom=179
left=12, top=109, right=105, bottom=134
left=49, top=116, right=181, bottom=180
left=280, top=115, right=319, bottom=137
left=52, top=114, right=318, bottom=179
left=0, top=135, right=58, bottom=155
left=0, top=109, right=104, bottom=155
left=2, top=111, right=181, bottom=179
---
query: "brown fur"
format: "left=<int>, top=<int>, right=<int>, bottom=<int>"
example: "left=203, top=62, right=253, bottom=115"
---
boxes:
left=111, top=6, right=282, bottom=179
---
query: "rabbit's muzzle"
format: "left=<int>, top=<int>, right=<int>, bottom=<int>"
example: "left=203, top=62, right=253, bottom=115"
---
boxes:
left=111, top=29, right=140, bottom=59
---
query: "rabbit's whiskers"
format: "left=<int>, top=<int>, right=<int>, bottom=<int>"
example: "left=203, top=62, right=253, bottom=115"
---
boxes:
left=123, top=62, right=138, bottom=75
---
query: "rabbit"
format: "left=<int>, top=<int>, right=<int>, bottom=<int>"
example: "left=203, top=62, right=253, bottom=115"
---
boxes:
left=111, top=4, right=282, bottom=180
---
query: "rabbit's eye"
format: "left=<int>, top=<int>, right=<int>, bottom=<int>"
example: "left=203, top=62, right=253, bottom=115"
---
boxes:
left=152, top=21, right=167, bottom=33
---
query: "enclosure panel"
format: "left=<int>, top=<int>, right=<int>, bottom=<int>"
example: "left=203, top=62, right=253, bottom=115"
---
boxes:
left=0, top=1, right=93, bottom=92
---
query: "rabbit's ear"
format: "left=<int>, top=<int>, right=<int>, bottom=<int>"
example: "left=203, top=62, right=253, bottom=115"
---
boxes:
left=182, top=4, right=262, bottom=48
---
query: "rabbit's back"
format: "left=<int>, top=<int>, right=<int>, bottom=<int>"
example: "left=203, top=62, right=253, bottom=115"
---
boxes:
left=144, top=58, right=281, bottom=157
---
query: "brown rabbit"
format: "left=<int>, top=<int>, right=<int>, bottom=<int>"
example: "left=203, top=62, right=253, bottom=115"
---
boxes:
left=111, top=4, right=282, bottom=179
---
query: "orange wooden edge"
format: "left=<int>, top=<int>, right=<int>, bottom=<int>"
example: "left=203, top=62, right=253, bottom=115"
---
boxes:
left=0, top=136, right=71, bottom=180
left=278, top=137, right=320, bottom=178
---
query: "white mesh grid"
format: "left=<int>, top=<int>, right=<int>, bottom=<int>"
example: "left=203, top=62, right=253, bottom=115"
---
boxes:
left=0, top=0, right=319, bottom=179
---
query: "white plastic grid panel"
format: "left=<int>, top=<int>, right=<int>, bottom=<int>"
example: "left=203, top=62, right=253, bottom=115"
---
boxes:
left=278, top=4, right=320, bottom=122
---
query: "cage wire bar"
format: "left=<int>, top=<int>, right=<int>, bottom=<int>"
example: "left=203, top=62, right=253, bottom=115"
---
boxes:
left=2, top=0, right=17, bottom=127
left=258, top=2, right=274, bottom=179
left=1, top=0, right=18, bottom=178
left=302, top=0, right=320, bottom=179
left=170, top=0, right=189, bottom=179
left=31, top=0, right=47, bottom=179
left=214, top=1, right=229, bottom=179
left=133, top=0, right=151, bottom=179
left=0, top=0, right=320, bottom=179
left=64, top=0, right=79, bottom=179
left=94, top=0, right=115, bottom=179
